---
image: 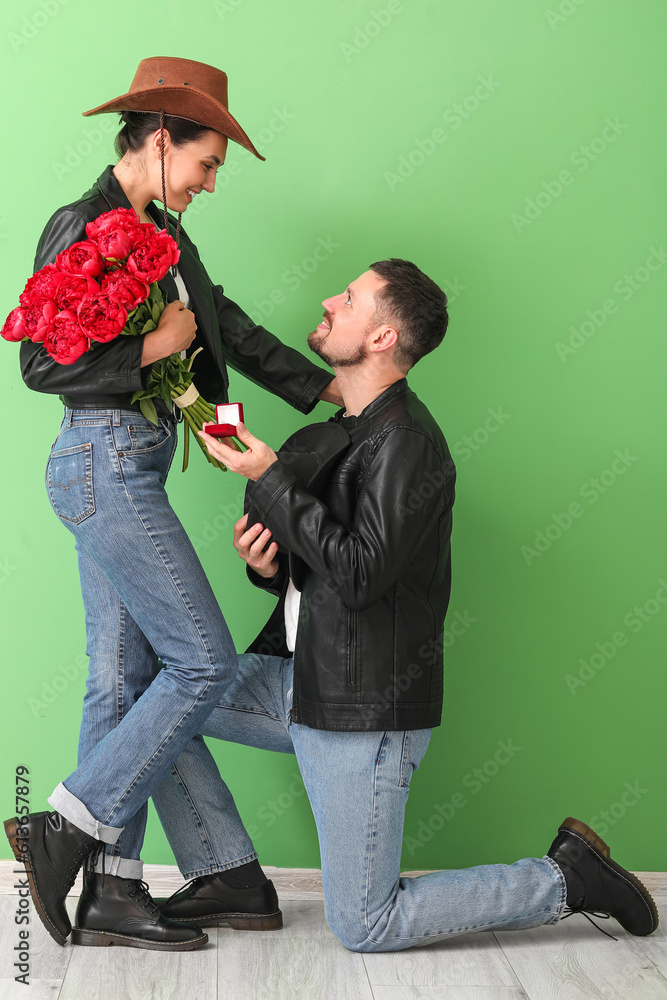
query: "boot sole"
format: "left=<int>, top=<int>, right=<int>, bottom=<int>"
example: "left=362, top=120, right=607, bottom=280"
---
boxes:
left=4, top=817, right=67, bottom=946
left=559, top=816, right=659, bottom=935
left=168, top=909, right=283, bottom=930
left=71, top=927, right=209, bottom=950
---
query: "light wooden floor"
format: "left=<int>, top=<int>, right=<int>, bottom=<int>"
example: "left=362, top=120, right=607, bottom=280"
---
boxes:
left=0, top=863, right=665, bottom=999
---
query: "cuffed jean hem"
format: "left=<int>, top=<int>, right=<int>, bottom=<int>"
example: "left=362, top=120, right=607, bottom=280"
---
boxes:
left=181, top=850, right=260, bottom=881
left=541, top=853, right=568, bottom=923
left=89, top=854, right=144, bottom=879
left=48, top=781, right=123, bottom=845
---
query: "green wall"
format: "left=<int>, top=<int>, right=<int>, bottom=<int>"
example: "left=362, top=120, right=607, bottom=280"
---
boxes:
left=1, top=0, right=665, bottom=873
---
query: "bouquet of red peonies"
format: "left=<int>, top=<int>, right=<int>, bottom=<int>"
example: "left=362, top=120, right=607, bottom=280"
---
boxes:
left=1, top=207, right=233, bottom=471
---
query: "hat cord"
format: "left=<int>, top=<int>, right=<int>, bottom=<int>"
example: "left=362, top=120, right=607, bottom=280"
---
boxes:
left=159, top=108, right=182, bottom=277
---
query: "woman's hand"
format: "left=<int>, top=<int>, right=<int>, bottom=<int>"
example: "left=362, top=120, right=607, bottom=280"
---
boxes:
left=141, top=300, right=197, bottom=366
left=233, top=513, right=280, bottom=579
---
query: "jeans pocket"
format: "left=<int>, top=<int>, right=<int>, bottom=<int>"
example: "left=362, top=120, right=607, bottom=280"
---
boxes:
left=47, top=443, right=95, bottom=524
left=118, top=418, right=173, bottom=456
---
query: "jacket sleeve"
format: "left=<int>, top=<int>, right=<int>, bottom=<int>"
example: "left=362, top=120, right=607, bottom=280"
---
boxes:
left=247, top=427, right=454, bottom=611
left=19, top=207, right=145, bottom=396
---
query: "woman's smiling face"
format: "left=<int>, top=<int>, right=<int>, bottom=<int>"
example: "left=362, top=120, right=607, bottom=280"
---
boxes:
left=157, top=129, right=229, bottom=213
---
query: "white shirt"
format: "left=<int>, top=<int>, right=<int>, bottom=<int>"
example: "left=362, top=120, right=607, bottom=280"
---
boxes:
left=284, top=578, right=302, bottom=653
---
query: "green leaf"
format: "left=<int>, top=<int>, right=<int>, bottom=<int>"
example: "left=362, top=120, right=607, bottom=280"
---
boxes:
left=140, top=397, right=159, bottom=425
left=141, top=319, right=156, bottom=335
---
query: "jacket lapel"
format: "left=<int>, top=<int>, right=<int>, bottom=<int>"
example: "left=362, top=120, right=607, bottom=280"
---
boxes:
left=95, top=165, right=223, bottom=373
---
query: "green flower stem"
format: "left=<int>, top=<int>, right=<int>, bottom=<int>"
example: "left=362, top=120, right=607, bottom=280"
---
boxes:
left=180, top=405, right=227, bottom=471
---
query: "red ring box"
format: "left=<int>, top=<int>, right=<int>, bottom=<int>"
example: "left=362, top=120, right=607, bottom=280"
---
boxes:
left=203, top=402, right=244, bottom=438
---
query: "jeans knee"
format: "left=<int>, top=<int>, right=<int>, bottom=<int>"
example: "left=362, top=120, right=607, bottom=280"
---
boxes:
left=325, top=903, right=377, bottom=953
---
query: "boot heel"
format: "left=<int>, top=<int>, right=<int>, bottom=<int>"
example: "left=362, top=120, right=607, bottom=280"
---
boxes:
left=561, top=817, right=611, bottom=858
left=3, top=818, right=28, bottom=865
left=71, top=928, right=113, bottom=947
left=225, top=911, right=283, bottom=931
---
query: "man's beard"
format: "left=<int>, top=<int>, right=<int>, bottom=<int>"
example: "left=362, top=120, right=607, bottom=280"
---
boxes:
left=307, top=329, right=368, bottom=369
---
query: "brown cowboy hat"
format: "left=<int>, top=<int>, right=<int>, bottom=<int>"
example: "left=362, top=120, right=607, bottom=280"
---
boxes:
left=82, top=56, right=265, bottom=161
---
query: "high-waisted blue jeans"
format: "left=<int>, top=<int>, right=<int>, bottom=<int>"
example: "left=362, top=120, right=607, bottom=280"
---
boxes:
left=45, top=408, right=237, bottom=877
left=152, top=653, right=566, bottom=952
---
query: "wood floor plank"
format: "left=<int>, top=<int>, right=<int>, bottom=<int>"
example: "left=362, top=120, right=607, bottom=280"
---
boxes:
left=495, top=917, right=667, bottom=999
left=370, top=989, right=528, bottom=1000
left=363, top=931, right=521, bottom=987
left=218, top=932, right=373, bottom=1000
left=58, top=926, right=218, bottom=1000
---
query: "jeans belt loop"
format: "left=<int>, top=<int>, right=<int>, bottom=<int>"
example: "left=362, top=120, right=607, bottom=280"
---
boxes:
left=113, top=409, right=121, bottom=427
left=64, top=406, right=73, bottom=428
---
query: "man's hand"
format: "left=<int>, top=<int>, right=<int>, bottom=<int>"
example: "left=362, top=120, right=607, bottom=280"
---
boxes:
left=233, top=513, right=280, bottom=579
left=318, top=377, right=344, bottom=407
left=198, top=422, right=278, bottom=481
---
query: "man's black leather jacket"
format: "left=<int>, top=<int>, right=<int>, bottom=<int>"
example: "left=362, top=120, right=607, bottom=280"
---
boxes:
left=246, top=379, right=456, bottom=732
left=19, top=165, right=332, bottom=413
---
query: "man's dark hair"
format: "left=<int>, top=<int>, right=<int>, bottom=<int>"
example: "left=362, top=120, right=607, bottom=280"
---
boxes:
left=369, top=258, right=448, bottom=372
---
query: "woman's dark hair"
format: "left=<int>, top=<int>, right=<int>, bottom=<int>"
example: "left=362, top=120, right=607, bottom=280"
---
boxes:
left=114, top=111, right=212, bottom=159
left=369, top=258, right=449, bottom=372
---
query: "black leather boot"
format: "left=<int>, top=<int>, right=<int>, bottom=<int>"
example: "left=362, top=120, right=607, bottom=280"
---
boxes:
left=72, top=868, right=208, bottom=950
left=548, top=816, right=659, bottom=936
left=156, top=872, right=283, bottom=930
left=4, top=811, right=98, bottom=945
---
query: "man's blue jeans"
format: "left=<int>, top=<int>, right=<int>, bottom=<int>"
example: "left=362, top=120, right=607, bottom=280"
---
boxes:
left=44, top=408, right=237, bottom=877
left=152, top=652, right=566, bottom=952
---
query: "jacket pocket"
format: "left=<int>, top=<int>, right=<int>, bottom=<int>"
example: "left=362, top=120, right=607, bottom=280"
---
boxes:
left=346, top=607, right=359, bottom=686
left=47, top=443, right=95, bottom=524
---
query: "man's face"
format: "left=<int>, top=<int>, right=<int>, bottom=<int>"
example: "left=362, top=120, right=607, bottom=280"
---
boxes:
left=307, top=270, right=387, bottom=368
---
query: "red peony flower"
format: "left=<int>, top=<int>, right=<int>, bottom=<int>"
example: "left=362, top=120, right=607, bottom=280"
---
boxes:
left=77, top=293, right=128, bottom=343
left=1, top=307, right=27, bottom=342
left=86, top=207, right=152, bottom=249
left=23, top=299, right=59, bottom=343
left=53, top=274, right=89, bottom=311
left=96, top=227, right=133, bottom=261
left=100, top=268, right=150, bottom=309
left=19, top=265, right=66, bottom=309
left=127, top=232, right=180, bottom=283
left=55, top=241, right=106, bottom=279
left=42, top=310, right=89, bottom=364
left=85, top=207, right=140, bottom=240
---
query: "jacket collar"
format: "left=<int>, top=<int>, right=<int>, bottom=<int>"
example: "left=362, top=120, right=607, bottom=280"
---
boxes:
left=94, top=165, right=221, bottom=370
left=336, top=378, right=410, bottom=427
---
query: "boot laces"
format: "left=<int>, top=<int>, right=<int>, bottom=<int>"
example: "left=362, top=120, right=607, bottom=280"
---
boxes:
left=562, top=905, right=618, bottom=940
left=64, top=839, right=103, bottom=893
left=163, top=876, right=203, bottom=904
left=127, top=879, right=159, bottom=914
